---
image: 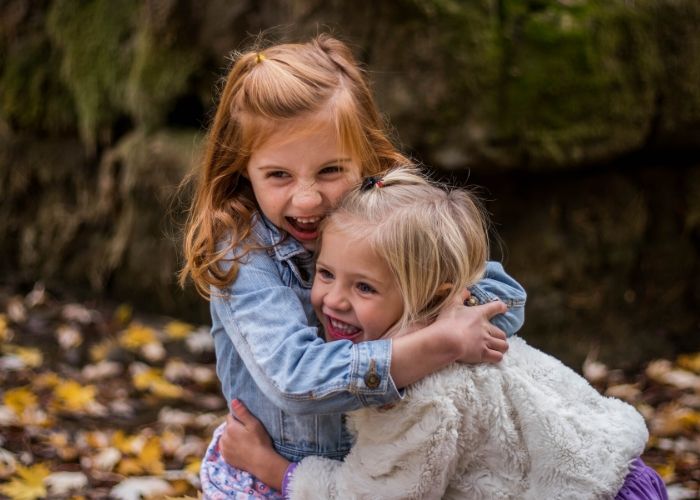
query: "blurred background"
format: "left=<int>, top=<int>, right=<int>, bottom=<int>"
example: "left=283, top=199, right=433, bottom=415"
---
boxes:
left=1, top=0, right=700, bottom=497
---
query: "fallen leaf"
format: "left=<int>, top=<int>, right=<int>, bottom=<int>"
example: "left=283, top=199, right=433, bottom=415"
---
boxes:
left=61, top=303, right=95, bottom=324
left=114, top=304, right=133, bottom=326
left=56, top=324, right=83, bottom=350
left=45, top=471, right=88, bottom=495
left=82, top=360, right=122, bottom=380
left=3, top=387, right=38, bottom=416
left=0, top=314, right=9, bottom=342
left=138, top=436, right=165, bottom=474
left=120, top=323, right=158, bottom=350
left=88, top=447, right=121, bottom=472
left=677, top=352, right=700, bottom=374
left=110, top=476, right=172, bottom=500
left=53, top=380, right=97, bottom=412
left=132, top=367, right=184, bottom=399
left=165, top=321, right=194, bottom=340
left=0, top=448, right=17, bottom=479
left=2, top=345, right=43, bottom=369
left=185, top=328, right=214, bottom=354
left=0, top=463, right=49, bottom=500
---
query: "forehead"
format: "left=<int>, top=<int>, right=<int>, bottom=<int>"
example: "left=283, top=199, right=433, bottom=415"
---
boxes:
left=319, top=223, right=392, bottom=277
left=246, top=108, right=365, bottom=168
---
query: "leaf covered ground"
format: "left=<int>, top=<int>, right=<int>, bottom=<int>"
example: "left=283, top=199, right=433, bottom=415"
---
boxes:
left=0, top=284, right=698, bottom=499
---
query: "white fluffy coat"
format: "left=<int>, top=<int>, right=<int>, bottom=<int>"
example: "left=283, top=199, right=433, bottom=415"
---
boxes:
left=289, top=336, right=648, bottom=499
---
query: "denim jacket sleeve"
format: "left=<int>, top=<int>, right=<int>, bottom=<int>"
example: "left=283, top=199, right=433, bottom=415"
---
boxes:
left=211, top=248, right=401, bottom=415
left=468, top=261, right=527, bottom=337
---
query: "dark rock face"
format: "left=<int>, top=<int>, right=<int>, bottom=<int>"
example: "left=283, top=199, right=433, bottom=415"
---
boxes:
left=1, top=0, right=699, bottom=365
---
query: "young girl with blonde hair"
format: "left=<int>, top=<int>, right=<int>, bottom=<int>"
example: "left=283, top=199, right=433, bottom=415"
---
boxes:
left=222, top=167, right=666, bottom=500
left=181, top=35, right=526, bottom=497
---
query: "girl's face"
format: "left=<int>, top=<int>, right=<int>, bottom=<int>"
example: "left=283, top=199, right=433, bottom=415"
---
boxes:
left=246, top=115, right=362, bottom=251
left=311, top=223, right=404, bottom=343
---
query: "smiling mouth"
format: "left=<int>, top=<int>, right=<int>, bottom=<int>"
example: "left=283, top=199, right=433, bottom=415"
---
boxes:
left=286, top=216, right=323, bottom=236
left=325, top=315, right=362, bottom=342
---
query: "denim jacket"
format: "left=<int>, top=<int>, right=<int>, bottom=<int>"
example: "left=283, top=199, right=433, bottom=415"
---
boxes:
left=210, top=214, right=526, bottom=462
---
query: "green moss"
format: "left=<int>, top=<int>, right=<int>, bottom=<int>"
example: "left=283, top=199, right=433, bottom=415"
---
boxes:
left=0, top=10, right=76, bottom=132
left=0, top=35, right=76, bottom=132
left=496, top=1, right=660, bottom=166
left=46, top=0, right=137, bottom=148
left=126, top=9, right=202, bottom=130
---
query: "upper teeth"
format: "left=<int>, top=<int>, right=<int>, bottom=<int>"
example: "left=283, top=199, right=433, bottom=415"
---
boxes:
left=293, top=216, right=321, bottom=224
left=330, top=317, right=359, bottom=333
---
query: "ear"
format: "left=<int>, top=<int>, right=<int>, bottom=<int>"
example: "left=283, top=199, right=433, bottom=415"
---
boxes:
left=434, top=283, right=453, bottom=298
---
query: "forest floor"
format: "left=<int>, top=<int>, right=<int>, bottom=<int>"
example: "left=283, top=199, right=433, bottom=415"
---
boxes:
left=0, top=283, right=698, bottom=499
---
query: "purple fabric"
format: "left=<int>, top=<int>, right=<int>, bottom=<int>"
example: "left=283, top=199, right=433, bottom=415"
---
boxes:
left=615, top=458, right=668, bottom=500
left=281, top=462, right=298, bottom=499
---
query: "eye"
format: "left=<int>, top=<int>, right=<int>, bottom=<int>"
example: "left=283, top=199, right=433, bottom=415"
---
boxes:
left=265, top=170, right=290, bottom=179
left=319, top=165, right=343, bottom=175
left=356, top=282, right=376, bottom=294
left=316, top=268, right=334, bottom=281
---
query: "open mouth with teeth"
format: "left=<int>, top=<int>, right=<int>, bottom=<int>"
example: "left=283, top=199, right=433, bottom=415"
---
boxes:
left=324, top=315, right=362, bottom=342
left=285, top=216, right=323, bottom=242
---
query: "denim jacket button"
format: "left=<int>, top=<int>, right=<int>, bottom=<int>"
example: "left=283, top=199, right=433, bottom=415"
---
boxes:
left=465, top=296, right=479, bottom=307
left=364, top=372, right=381, bottom=389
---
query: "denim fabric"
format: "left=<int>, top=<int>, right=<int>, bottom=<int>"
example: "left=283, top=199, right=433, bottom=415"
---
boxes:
left=210, top=213, right=526, bottom=461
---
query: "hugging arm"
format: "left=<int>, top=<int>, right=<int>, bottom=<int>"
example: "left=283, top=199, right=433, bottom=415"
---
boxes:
left=215, top=250, right=525, bottom=413
left=222, top=399, right=470, bottom=500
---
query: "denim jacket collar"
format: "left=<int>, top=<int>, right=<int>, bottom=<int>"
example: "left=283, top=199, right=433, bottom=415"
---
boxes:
left=252, top=212, right=314, bottom=287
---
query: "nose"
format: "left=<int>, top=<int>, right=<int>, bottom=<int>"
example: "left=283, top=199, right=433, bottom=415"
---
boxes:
left=292, top=183, right=322, bottom=210
left=324, top=284, right=350, bottom=312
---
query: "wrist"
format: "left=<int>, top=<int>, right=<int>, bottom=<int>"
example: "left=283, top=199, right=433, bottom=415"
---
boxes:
left=420, top=322, right=461, bottom=363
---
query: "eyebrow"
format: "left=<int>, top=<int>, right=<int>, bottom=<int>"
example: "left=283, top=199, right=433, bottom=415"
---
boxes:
left=253, top=158, right=354, bottom=170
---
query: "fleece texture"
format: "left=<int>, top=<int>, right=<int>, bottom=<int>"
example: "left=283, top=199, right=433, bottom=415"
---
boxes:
left=289, top=336, right=648, bottom=500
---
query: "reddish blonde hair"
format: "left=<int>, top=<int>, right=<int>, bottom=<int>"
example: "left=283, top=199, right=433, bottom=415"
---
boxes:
left=180, top=35, right=409, bottom=298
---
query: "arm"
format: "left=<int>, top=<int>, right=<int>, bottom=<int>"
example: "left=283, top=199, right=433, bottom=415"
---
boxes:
left=216, top=249, right=511, bottom=413
left=469, top=261, right=527, bottom=337
left=222, top=397, right=463, bottom=500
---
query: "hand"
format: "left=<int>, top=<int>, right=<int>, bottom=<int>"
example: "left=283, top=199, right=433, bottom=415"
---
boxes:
left=434, top=296, right=508, bottom=364
left=219, top=399, right=290, bottom=490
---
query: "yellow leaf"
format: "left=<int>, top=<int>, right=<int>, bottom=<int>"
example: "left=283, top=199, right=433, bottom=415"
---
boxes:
left=53, top=380, right=97, bottom=412
left=33, top=372, right=61, bottom=389
left=0, top=463, right=49, bottom=500
left=0, top=314, right=8, bottom=342
left=89, top=340, right=115, bottom=363
left=184, top=457, right=201, bottom=475
left=677, top=352, right=700, bottom=374
left=164, top=321, right=194, bottom=340
left=111, top=431, right=146, bottom=455
left=139, top=436, right=164, bottom=475
left=120, top=323, right=158, bottom=350
left=132, top=368, right=183, bottom=399
left=3, top=387, right=38, bottom=416
left=2, top=345, right=42, bottom=368
left=653, top=461, right=675, bottom=482
left=115, top=457, right=144, bottom=476
left=114, top=304, right=133, bottom=326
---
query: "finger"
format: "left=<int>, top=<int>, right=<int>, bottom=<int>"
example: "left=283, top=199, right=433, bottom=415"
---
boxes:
left=482, top=348, right=504, bottom=364
left=480, top=300, right=507, bottom=318
left=460, top=288, right=471, bottom=303
left=487, top=337, right=509, bottom=354
left=231, top=399, right=260, bottom=428
left=488, top=326, right=507, bottom=341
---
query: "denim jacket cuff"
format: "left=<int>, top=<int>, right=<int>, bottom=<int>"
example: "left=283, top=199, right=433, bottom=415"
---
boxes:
left=351, top=339, right=402, bottom=406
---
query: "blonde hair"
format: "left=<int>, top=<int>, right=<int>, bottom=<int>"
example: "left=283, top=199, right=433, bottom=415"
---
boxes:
left=327, top=167, right=489, bottom=333
left=180, top=34, right=410, bottom=297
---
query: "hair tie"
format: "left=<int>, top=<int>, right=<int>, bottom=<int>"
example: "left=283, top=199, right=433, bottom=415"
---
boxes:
left=255, top=52, right=266, bottom=64
left=361, top=176, right=384, bottom=191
